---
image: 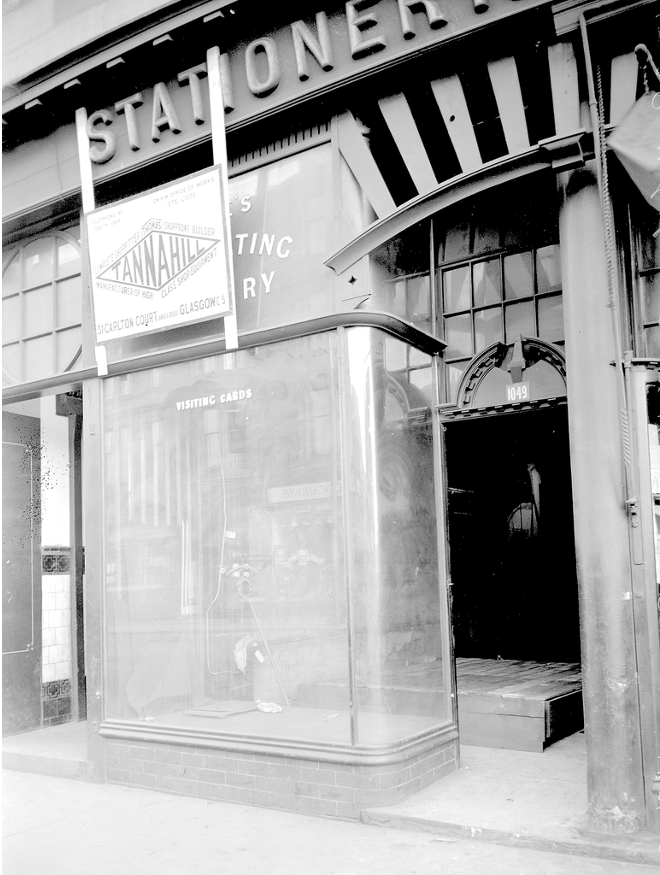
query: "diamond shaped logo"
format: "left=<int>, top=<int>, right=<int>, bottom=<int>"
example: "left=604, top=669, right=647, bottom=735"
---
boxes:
left=96, top=220, right=220, bottom=292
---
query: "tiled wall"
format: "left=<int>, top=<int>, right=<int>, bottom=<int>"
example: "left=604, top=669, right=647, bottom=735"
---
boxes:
left=41, top=547, right=72, bottom=726
left=105, top=737, right=458, bottom=818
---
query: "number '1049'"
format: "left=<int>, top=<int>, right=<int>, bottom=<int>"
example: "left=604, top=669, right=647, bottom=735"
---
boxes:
left=506, top=382, right=530, bottom=402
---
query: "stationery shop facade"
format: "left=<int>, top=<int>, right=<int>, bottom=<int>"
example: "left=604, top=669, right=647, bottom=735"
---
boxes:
left=3, top=0, right=659, bottom=832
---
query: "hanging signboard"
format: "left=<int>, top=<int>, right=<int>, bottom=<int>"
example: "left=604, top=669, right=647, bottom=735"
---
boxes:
left=86, top=166, right=234, bottom=342
left=608, top=92, right=660, bottom=213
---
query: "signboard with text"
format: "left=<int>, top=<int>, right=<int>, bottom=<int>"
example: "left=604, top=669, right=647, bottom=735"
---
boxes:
left=87, top=167, right=233, bottom=342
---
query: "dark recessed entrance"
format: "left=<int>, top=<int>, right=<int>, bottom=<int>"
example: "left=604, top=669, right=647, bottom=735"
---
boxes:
left=445, top=405, right=583, bottom=750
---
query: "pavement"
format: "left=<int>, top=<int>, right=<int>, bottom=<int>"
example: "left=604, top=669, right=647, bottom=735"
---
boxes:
left=362, top=734, right=660, bottom=867
left=3, top=768, right=660, bottom=875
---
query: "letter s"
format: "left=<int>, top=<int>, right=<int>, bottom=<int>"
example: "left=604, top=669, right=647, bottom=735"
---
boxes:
left=87, top=109, right=117, bottom=164
left=240, top=196, right=252, bottom=212
left=246, top=389, right=253, bottom=398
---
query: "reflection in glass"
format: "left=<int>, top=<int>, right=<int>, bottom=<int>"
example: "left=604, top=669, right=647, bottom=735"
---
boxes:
left=24, top=287, right=53, bottom=337
left=410, top=367, right=433, bottom=403
left=504, top=252, right=534, bottom=300
left=645, top=325, right=660, bottom=357
left=57, top=235, right=81, bottom=277
left=407, top=274, right=431, bottom=323
left=24, top=335, right=53, bottom=382
left=56, top=327, right=82, bottom=371
left=473, top=259, right=500, bottom=307
left=536, top=245, right=561, bottom=294
left=385, top=334, right=407, bottom=370
left=3, top=297, right=20, bottom=343
left=447, top=361, right=467, bottom=403
left=505, top=301, right=535, bottom=341
left=3, top=254, right=21, bottom=296
left=103, top=328, right=450, bottom=747
left=641, top=273, right=660, bottom=324
left=474, top=307, right=502, bottom=352
left=56, top=278, right=83, bottom=329
left=3, top=344, right=21, bottom=384
left=445, top=314, right=472, bottom=358
left=538, top=295, right=564, bottom=343
left=24, top=238, right=54, bottom=289
left=443, top=266, right=470, bottom=312
left=344, top=332, right=445, bottom=744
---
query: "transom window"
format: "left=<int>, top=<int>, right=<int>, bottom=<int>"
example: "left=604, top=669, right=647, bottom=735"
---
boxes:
left=2, top=227, right=82, bottom=387
left=436, top=176, right=562, bottom=402
left=367, top=174, right=563, bottom=403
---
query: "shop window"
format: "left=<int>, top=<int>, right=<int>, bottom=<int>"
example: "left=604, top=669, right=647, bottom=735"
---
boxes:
left=2, top=228, right=82, bottom=387
left=103, top=327, right=450, bottom=747
left=435, top=176, right=562, bottom=401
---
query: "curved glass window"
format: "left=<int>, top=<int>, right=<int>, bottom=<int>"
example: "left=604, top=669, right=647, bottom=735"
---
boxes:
left=103, top=321, right=452, bottom=750
left=2, top=228, right=82, bottom=387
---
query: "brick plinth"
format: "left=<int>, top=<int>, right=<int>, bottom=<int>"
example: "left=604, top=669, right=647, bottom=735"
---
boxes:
left=104, top=737, right=458, bottom=818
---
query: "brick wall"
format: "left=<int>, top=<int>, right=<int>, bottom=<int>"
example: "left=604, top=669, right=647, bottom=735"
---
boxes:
left=105, top=737, right=458, bottom=818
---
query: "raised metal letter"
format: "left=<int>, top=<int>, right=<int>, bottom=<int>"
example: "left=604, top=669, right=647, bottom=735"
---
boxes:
left=291, top=12, right=334, bottom=81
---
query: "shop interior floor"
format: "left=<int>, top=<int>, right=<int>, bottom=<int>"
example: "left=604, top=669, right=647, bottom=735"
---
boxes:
left=296, top=658, right=583, bottom=752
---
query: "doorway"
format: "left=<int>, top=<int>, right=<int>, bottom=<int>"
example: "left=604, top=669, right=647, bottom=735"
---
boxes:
left=2, top=394, right=86, bottom=737
left=445, top=405, right=582, bottom=750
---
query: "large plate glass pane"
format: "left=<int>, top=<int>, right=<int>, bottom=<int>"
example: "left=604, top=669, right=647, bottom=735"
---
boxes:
left=103, top=333, right=351, bottom=744
left=344, top=329, right=449, bottom=743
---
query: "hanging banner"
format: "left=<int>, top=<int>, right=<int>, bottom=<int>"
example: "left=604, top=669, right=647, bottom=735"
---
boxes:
left=608, top=92, right=660, bottom=213
left=86, top=166, right=234, bottom=342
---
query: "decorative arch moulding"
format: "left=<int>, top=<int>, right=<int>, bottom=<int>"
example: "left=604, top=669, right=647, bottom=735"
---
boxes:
left=449, top=336, right=567, bottom=415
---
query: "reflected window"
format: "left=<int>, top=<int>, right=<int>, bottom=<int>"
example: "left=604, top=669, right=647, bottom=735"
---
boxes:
left=2, top=228, right=82, bottom=387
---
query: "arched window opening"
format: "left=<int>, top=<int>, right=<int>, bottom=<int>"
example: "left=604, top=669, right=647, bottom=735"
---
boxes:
left=2, top=227, right=83, bottom=387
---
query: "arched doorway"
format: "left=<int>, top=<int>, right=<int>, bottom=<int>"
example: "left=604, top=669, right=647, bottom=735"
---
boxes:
left=443, top=337, right=582, bottom=750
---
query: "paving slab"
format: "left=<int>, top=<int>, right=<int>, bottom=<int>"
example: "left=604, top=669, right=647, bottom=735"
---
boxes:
left=362, top=735, right=660, bottom=867
left=3, top=769, right=660, bottom=875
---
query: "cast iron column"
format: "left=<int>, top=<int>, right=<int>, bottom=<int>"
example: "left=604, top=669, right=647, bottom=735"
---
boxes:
left=559, top=166, right=645, bottom=833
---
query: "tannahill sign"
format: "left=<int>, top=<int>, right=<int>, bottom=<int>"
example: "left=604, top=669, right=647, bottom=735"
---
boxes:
left=87, top=168, right=233, bottom=341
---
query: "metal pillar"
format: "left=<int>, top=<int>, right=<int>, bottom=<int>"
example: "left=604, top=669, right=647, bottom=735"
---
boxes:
left=559, top=165, right=646, bottom=833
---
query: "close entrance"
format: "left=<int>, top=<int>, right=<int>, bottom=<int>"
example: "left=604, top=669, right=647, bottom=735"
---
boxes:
left=445, top=405, right=583, bottom=750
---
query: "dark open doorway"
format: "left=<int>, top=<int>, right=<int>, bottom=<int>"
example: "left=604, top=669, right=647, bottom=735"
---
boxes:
left=445, top=406, right=582, bottom=750
left=446, top=405, right=580, bottom=663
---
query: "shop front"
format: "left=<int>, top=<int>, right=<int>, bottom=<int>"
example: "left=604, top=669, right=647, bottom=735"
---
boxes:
left=3, top=0, right=659, bottom=832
